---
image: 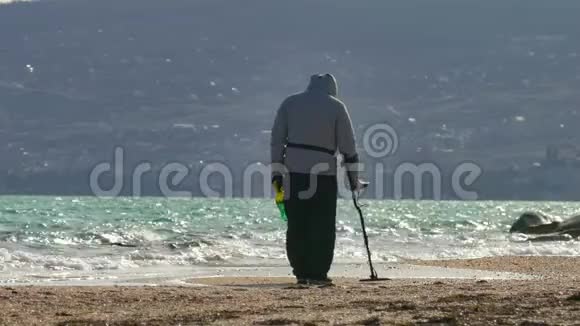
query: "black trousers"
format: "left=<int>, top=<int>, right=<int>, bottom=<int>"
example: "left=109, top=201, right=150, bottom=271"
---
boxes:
left=285, top=173, right=337, bottom=279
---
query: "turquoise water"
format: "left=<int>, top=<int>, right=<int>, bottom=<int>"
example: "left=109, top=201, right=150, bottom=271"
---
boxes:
left=1, top=196, right=579, bottom=283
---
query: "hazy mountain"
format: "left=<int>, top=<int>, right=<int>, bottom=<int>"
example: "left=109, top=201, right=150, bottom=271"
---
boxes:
left=2, top=0, right=580, bottom=199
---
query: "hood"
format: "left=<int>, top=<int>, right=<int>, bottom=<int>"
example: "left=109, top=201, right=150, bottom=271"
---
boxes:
left=306, top=73, right=338, bottom=96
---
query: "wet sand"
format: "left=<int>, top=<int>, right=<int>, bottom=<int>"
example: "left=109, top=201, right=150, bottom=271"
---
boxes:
left=411, top=256, right=580, bottom=280
left=1, top=256, right=580, bottom=325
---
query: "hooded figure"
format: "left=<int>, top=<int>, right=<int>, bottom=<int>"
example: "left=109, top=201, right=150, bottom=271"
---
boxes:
left=270, top=74, right=363, bottom=285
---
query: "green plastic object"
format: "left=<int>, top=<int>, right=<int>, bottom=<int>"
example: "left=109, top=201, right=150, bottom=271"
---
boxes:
left=276, top=201, right=287, bottom=222
left=274, top=181, right=287, bottom=222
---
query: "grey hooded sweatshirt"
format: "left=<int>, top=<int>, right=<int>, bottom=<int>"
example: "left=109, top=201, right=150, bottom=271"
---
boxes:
left=270, top=74, right=359, bottom=179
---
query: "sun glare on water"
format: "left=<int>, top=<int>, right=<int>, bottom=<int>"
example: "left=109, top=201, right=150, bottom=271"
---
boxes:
left=0, top=0, right=34, bottom=4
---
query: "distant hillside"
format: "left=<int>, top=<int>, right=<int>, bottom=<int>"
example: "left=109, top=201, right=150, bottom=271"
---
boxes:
left=1, top=0, right=580, bottom=199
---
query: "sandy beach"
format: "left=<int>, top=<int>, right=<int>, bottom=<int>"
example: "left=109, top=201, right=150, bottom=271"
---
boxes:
left=1, top=256, right=580, bottom=325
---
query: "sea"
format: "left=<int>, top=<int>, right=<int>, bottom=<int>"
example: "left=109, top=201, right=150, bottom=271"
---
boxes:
left=0, top=196, right=579, bottom=284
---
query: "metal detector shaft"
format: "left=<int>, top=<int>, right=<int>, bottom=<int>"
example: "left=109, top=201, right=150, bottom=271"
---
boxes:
left=352, top=192, right=379, bottom=280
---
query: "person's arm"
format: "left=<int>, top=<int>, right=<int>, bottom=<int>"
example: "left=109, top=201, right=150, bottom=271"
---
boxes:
left=336, top=101, right=363, bottom=191
left=270, top=99, right=289, bottom=185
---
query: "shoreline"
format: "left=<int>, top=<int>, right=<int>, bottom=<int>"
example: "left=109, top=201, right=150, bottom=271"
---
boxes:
left=410, top=255, right=580, bottom=280
left=1, top=258, right=534, bottom=287
left=1, top=256, right=580, bottom=325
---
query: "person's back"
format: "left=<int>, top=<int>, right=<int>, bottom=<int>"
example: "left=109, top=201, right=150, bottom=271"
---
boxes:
left=271, top=74, right=358, bottom=177
left=270, top=74, right=362, bottom=285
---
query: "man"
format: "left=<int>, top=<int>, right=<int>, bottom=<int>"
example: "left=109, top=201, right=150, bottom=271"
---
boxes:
left=270, top=73, right=364, bottom=285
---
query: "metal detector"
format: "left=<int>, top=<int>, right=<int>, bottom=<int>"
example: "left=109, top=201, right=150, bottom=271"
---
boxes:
left=352, top=190, right=391, bottom=282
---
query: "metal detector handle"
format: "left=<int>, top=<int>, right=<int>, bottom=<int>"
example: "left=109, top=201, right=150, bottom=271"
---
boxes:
left=352, top=180, right=369, bottom=198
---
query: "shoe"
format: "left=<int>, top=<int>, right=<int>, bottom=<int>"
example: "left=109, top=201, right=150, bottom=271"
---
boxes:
left=307, top=277, right=333, bottom=286
left=297, top=278, right=308, bottom=285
